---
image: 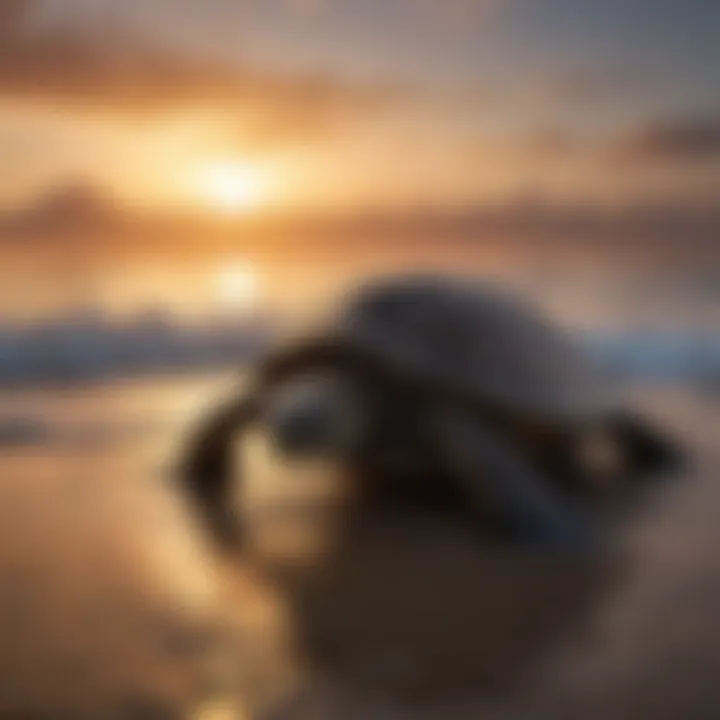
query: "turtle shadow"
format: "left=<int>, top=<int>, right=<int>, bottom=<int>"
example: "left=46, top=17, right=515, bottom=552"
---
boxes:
left=276, top=514, right=623, bottom=710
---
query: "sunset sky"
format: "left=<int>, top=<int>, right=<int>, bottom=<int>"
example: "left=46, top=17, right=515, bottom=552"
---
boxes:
left=0, top=0, right=717, bottom=216
left=0, top=0, right=717, bottom=321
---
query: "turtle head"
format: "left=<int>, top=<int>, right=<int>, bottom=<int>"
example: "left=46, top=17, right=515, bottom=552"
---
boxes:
left=226, top=372, right=366, bottom=578
left=177, top=367, right=365, bottom=557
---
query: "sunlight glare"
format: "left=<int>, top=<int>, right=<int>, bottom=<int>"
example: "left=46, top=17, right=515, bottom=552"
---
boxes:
left=197, top=162, right=264, bottom=213
left=216, top=262, right=261, bottom=310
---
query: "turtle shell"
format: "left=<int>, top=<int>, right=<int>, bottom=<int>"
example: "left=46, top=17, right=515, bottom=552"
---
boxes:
left=260, top=274, right=618, bottom=423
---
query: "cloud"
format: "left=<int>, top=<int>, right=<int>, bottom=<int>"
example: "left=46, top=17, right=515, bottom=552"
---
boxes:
left=514, top=115, right=720, bottom=170
left=518, top=129, right=587, bottom=159
left=0, top=0, right=26, bottom=32
left=0, top=181, right=125, bottom=236
left=616, top=117, right=720, bottom=162
left=533, top=65, right=662, bottom=106
left=411, top=0, right=507, bottom=28
left=4, top=177, right=718, bottom=244
left=0, top=0, right=401, bottom=142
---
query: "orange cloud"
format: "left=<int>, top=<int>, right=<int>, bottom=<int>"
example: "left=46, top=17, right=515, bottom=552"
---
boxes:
left=0, top=0, right=402, bottom=139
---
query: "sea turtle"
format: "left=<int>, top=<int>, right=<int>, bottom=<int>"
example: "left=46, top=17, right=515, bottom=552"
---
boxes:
left=179, top=273, right=681, bottom=558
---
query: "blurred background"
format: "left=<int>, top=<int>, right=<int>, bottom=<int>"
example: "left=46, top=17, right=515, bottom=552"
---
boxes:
left=0, top=1, right=718, bottom=717
left=0, top=0, right=718, bottom=376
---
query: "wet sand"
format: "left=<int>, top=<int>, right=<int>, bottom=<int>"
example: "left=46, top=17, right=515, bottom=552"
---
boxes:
left=0, top=378, right=717, bottom=718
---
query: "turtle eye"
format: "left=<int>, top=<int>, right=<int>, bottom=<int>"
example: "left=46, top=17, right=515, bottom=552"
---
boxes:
left=262, top=375, right=361, bottom=458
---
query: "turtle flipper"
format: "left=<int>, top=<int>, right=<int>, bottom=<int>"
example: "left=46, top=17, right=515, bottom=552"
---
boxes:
left=432, top=409, right=598, bottom=552
left=179, top=393, right=259, bottom=549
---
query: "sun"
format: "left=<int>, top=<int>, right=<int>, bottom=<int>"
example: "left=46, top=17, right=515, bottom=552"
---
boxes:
left=196, top=161, right=264, bottom=213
